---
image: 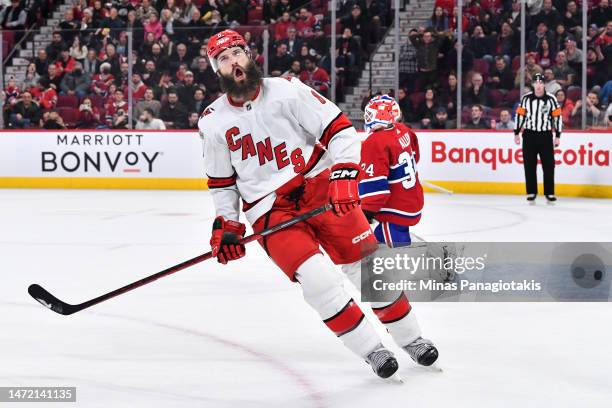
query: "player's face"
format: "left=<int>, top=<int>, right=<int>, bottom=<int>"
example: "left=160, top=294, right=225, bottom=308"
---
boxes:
left=217, top=47, right=250, bottom=81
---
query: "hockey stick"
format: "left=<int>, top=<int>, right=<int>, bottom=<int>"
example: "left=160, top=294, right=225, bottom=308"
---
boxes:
left=422, top=181, right=453, bottom=195
left=28, top=203, right=333, bottom=316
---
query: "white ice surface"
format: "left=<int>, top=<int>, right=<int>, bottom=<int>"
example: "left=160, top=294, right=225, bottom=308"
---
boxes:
left=1, top=190, right=611, bottom=408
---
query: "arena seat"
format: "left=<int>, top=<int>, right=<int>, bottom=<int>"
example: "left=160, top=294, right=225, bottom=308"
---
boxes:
left=57, top=94, right=79, bottom=108
left=57, top=107, right=79, bottom=127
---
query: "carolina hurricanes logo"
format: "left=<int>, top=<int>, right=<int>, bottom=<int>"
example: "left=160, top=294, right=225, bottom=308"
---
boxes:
left=203, top=107, right=215, bottom=116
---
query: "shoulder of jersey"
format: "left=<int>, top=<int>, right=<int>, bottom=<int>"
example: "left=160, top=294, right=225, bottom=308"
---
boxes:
left=264, top=76, right=303, bottom=97
left=545, top=92, right=557, bottom=99
left=523, top=91, right=534, bottom=98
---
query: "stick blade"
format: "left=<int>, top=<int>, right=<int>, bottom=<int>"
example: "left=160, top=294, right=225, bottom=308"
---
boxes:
left=28, top=284, right=75, bottom=315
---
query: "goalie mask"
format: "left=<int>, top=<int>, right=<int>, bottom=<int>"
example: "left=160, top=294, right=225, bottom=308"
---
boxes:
left=363, top=95, right=401, bottom=132
left=207, top=29, right=250, bottom=73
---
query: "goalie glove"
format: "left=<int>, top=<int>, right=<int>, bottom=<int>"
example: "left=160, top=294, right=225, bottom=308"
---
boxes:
left=210, top=216, right=246, bottom=264
left=328, top=162, right=361, bottom=216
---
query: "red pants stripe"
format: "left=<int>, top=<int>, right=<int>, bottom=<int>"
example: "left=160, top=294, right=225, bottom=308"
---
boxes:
left=323, top=299, right=365, bottom=336
left=372, top=293, right=412, bottom=324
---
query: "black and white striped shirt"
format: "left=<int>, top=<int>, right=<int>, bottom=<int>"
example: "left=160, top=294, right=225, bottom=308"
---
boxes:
left=514, top=92, right=563, bottom=136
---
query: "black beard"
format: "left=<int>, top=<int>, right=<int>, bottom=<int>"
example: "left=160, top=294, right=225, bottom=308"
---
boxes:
left=219, top=60, right=262, bottom=100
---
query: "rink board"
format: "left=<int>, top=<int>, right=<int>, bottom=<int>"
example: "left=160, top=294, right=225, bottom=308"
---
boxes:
left=0, top=129, right=610, bottom=197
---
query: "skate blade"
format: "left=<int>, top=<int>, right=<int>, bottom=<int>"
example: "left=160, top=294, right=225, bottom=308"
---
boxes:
left=546, top=201, right=556, bottom=206
left=528, top=200, right=536, bottom=206
left=385, top=373, right=404, bottom=384
left=418, top=362, right=443, bottom=373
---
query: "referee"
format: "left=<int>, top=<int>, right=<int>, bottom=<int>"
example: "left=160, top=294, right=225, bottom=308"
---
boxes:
left=514, top=73, right=562, bottom=204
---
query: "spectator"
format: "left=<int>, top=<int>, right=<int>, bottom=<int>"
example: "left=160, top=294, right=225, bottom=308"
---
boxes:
left=397, top=88, right=414, bottom=123
left=602, top=102, right=612, bottom=128
left=136, top=108, right=166, bottom=130
left=590, top=0, right=611, bottom=28
left=34, top=49, right=50, bottom=77
left=274, top=12, right=294, bottom=41
left=563, top=1, right=583, bottom=38
left=599, top=80, right=612, bottom=106
left=295, top=7, right=317, bottom=38
left=46, top=32, right=65, bottom=62
left=527, top=22, right=553, bottom=53
left=177, top=0, right=198, bottom=25
left=9, top=92, right=41, bottom=128
left=134, top=88, right=162, bottom=119
left=82, top=49, right=99, bottom=76
left=153, top=71, right=175, bottom=101
left=177, top=71, right=198, bottom=108
left=34, top=78, right=58, bottom=110
left=552, top=51, right=576, bottom=87
left=464, top=104, right=490, bottom=129
left=58, top=8, right=81, bottom=44
left=160, top=33, right=175, bottom=58
left=338, top=27, right=361, bottom=68
left=409, top=29, right=442, bottom=89
left=160, top=8, right=176, bottom=36
left=159, top=90, right=188, bottom=129
left=496, top=109, right=515, bottom=129
left=193, top=87, right=210, bottom=114
left=105, top=88, right=128, bottom=121
left=137, top=0, right=156, bottom=21
left=449, top=6, right=469, bottom=33
left=0, top=0, right=27, bottom=31
left=282, top=27, right=304, bottom=57
left=537, top=38, right=555, bottom=69
left=42, top=110, right=67, bottom=129
left=341, top=5, right=367, bottom=45
left=310, top=25, right=328, bottom=59
left=100, top=43, right=121, bottom=77
left=149, top=43, right=169, bottom=72
left=497, top=22, right=519, bottom=60
left=534, top=0, right=562, bottom=28
left=270, top=43, right=293, bottom=76
left=127, top=73, right=148, bottom=101
left=488, top=56, right=514, bottom=90
left=263, top=0, right=282, bottom=24
left=60, top=62, right=91, bottom=98
left=400, top=29, right=418, bottom=93
left=543, top=68, right=562, bottom=95
left=169, top=43, right=191, bottom=72
left=117, top=0, right=136, bottom=21
left=90, top=62, right=115, bottom=96
left=144, top=12, right=163, bottom=41
left=564, top=37, right=583, bottom=65
left=4, top=77, right=21, bottom=108
left=110, top=108, right=129, bottom=129
left=586, top=47, right=607, bottom=88
left=193, top=57, right=219, bottom=95
left=102, top=7, right=125, bottom=40
left=141, top=60, right=159, bottom=87
left=464, top=73, right=491, bottom=107
left=69, top=36, right=88, bottom=63
left=23, top=63, right=40, bottom=91
left=44, top=64, right=63, bottom=90
left=299, top=57, right=330, bottom=97
left=55, top=48, right=77, bottom=76
left=571, top=90, right=604, bottom=127
left=554, top=89, right=574, bottom=128
left=223, top=0, right=246, bottom=25
left=416, top=87, right=438, bottom=128
left=431, top=107, right=451, bottom=129
left=552, top=23, right=570, bottom=53
left=77, top=97, right=102, bottom=128
left=428, top=6, right=449, bottom=33
left=514, top=52, right=543, bottom=87
left=187, top=112, right=199, bottom=129
left=469, top=25, right=494, bottom=62
left=439, top=73, right=458, bottom=119
left=283, top=60, right=302, bottom=78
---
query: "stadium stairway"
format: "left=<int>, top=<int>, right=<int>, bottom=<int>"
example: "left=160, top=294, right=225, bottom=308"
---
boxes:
left=338, top=0, right=435, bottom=128
left=4, top=1, right=72, bottom=85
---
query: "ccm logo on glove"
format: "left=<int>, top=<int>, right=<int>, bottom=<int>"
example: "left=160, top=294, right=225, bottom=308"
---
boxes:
left=328, top=163, right=361, bottom=217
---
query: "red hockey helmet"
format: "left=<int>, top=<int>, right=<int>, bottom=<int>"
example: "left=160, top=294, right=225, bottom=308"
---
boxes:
left=207, top=30, right=250, bottom=73
left=363, top=95, right=401, bottom=131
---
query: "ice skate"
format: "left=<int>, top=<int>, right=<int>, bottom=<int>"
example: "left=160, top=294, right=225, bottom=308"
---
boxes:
left=403, top=337, right=439, bottom=367
left=366, top=345, right=399, bottom=379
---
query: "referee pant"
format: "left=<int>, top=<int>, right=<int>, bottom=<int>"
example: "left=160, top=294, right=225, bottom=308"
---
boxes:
left=522, top=129, right=555, bottom=196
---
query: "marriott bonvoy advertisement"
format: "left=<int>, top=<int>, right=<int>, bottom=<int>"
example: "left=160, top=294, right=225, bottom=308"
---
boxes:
left=0, top=131, right=205, bottom=188
left=0, top=130, right=610, bottom=195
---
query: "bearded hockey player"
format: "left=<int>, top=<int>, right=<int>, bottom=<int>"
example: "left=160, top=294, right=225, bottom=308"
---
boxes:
left=348, top=95, right=439, bottom=366
left=198, top=30, right=400, bottom=378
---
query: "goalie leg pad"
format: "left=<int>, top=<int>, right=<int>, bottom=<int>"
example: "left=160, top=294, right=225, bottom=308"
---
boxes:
left=296, top=254, right=381, bottom=358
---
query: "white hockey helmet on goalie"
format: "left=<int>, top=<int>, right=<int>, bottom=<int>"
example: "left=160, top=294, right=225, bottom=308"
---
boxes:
left=207, top=29, right=250, bottom=73
left=363, top=95, right=401, bottom=132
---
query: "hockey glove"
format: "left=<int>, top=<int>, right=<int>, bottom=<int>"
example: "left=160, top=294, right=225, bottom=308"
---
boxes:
left=210, top=216, right=246, bottom=264
left=328, top=162, right=361, bottom=216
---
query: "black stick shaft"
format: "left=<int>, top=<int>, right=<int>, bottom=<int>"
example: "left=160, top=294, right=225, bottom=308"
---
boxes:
left=35, top=204, right=332, bottom=314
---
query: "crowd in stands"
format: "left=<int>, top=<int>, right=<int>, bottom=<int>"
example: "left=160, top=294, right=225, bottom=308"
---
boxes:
left=2, top=0, right=391, bottom=129
left=397, top=0, right=612, bottom=129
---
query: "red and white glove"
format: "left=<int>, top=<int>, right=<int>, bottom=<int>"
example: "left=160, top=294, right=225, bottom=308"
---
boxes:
left=328, top=162, right=361, bottom=216
left=210, top=216, right=246, bottom=264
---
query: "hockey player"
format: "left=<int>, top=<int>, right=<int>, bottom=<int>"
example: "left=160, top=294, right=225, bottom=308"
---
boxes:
left=198, top=30, right=399, bottom=378
left=348, top=95, right=439, bottom=366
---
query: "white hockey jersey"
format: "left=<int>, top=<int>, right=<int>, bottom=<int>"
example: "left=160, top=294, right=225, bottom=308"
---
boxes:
left=199, top=77, right=361, bottom=224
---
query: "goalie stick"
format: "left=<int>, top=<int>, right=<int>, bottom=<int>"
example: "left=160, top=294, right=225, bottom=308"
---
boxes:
left=29, top=203, right=333, bottom=316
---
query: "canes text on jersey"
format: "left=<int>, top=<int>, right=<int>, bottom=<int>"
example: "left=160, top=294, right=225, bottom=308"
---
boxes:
left=225, top=126, right=306, bottom=172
